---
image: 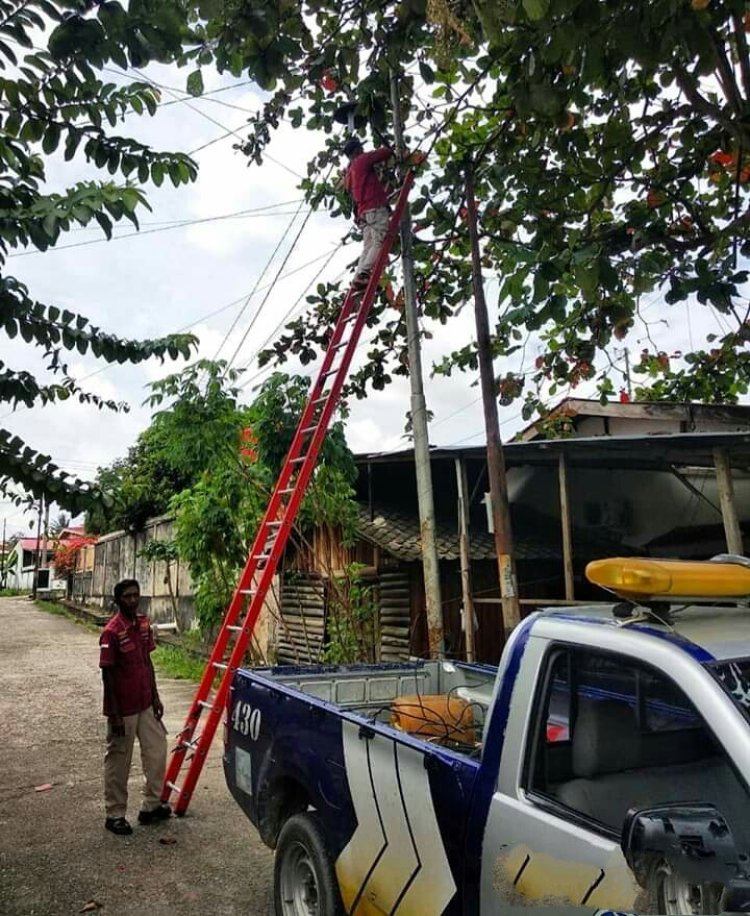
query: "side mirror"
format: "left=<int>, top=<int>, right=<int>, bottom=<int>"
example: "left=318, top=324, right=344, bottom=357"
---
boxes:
left=621, top=803, right=750, bottom=910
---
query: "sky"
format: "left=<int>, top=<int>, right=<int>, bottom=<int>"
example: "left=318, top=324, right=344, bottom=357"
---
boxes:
left=0, top=57, right=734, bottom=536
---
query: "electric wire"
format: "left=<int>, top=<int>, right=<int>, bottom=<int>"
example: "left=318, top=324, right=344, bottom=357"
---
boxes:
left=236, top=244, right=346, bottom=388
left=121, top=64, right=304, bottom=181
left=223, top=201, right=316, bottom=374
left=0, top=246, right=346, bottom=424
left=213, top=198, right=309, bottom=364
left=6, top=202, right=315, bottom=257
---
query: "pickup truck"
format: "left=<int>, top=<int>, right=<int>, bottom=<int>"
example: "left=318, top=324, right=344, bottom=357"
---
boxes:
left=223, top=557, right=750, bottom=916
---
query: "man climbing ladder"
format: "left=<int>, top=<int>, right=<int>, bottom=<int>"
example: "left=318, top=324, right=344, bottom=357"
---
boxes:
left=161, top=163, right=417, bottom=816
left=342, top=136, right=427, bottom=291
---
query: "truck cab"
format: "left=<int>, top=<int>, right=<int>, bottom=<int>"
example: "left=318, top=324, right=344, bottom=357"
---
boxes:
left=224, top=557, right=750, bottom=916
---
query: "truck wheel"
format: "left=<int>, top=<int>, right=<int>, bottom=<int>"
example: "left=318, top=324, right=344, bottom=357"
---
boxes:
left=274, top=812, right=344, bottom=916
left=644, top=858, right=723, bottom=915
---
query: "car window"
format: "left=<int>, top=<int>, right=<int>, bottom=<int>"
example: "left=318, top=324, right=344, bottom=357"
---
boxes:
left=541, top=649, right=701, bottom=746
left=528, top=646, right=749, bottom=836
left=712, top=658, right=750, bottom=720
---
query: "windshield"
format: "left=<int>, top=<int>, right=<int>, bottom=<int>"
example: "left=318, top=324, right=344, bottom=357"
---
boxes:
left=711, top=658, right=750, bottom=720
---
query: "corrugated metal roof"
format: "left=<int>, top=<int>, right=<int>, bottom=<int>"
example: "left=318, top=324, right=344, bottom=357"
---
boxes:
left=357, top=430, right=750, bottom=471
left=355, top=505, right=561, bottom=562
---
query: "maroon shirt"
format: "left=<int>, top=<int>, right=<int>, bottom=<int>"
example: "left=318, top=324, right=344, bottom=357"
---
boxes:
left=99, top=610, right=155, bottom=716
left=344, top=147, right=392, bottom=218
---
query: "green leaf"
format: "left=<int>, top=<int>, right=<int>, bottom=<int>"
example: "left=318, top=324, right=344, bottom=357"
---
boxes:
left=42, top=122, right=61, bottom=155
left=186, top=69, right=204, bottom=97
left=522, top=0, right=549, bottom=20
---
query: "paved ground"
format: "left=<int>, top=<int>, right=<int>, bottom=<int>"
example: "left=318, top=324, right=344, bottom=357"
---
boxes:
left=0, top=597, right=273, bottom=916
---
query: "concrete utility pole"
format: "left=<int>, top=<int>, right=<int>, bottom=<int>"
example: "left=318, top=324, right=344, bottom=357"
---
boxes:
left=465, top=163, right=521, bottom=635
left=455, top=457, right=476, bottom=661
left=389, top=69, right=445, bottom=657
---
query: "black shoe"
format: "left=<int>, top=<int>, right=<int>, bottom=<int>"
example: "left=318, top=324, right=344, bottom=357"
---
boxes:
left=352, top=270, right=371, bottom=291
left=105, top=817, right=133, bottom=836
left=138, top=804, right=172, bottom=825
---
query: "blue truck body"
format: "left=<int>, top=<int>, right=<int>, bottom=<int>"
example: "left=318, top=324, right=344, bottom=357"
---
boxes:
left=223, top=606, right=750, bottom=915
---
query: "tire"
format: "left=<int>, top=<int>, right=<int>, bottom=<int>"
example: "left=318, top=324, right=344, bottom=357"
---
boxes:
left=643, top=858, right=724, bottom=915
left=273, top=812, right=344, bottom=916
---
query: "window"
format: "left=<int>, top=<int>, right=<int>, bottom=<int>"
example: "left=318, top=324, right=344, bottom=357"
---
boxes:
left=712, top=658, right=750, bottom=721
left=526, top=646, right=749, bottom=837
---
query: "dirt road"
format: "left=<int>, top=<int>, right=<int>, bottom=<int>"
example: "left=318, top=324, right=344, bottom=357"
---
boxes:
left=0, top=597, right=273, bottom=916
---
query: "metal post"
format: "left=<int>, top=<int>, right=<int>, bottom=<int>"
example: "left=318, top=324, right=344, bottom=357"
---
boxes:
left=558, top=453, right=575, bottom=600
left=1, top=517, right=6, bottom=589
left=389, top=69, right=445, bottom=657
left=714, top=448, right=744, bottom=555
left=465, top=163, right=520, bottom=634
left=31, top=495, right=43, bottom=599
left=455, top=457, right=476, bottom=662
left=41, top=499, right=49, bottom=574
left=624, top=348, right=632, bottom=398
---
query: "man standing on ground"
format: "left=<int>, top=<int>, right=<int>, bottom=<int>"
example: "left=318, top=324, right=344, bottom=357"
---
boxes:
left=99, top=578, right=171, bottom=835
left=343, top=137, right=394, bottom=290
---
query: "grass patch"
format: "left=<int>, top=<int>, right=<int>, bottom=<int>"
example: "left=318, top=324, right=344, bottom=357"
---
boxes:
left=35, top=598, right=69, bottom=617
left=0, top=588, right=28, bottom=597
left=152, top=644, right=206, bottom=682
left=34, top=599, right=102, bottom=633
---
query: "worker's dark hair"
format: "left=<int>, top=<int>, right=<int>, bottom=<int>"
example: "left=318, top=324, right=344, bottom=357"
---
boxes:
left=114, top=578, right=140, bottom=603
left=343, top=137, right=363, bottom=157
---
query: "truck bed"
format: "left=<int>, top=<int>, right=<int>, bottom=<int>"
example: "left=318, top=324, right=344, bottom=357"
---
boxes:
left=239, top=657, right=498, bottom=750
left=224, top=656, right=496, bottom=886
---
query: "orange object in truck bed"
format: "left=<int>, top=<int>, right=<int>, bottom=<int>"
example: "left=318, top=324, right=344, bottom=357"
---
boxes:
left=391, top=694, right=475, bottom=744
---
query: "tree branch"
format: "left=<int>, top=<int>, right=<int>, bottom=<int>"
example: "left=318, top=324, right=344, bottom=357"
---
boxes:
left=732, top=13, right=750, bottom=101
left=673, top=62, right=750, bottom=148
left=707, top=30, right=745, bottom=114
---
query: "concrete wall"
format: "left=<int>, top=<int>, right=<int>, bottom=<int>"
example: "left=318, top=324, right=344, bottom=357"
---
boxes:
left=80, top=515, right=195, bottom=629
left=73, top=517, right=276, bottom=660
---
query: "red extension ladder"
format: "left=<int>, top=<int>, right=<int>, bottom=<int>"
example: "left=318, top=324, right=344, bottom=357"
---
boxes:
left=161, top=172, right=415, bottom=815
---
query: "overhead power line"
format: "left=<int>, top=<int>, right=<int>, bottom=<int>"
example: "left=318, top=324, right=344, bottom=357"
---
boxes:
left=7, top=202, right=317, bottom=258
left=237, top=246, right=346, bottom=389
left=120, top=65, right=304, bottom=181
left=224, top=203, right=316, bottom=374
left=213, top=198, right=309, bottom=363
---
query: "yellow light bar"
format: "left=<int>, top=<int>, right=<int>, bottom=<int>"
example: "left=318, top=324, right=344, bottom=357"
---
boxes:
left=585, top=557, right=750, bottom=600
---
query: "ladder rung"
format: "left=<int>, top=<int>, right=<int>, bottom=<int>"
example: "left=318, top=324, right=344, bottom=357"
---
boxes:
left=227, top=625, right=243, bottom=632
left=333, top=339, right=351, bottom=350
left=279, top=486, right=295, bottom=495
left=311, top=395, right=329, bottom=405
left=290, top=456, right=307, bottom=465
left=267, top=520, right=282, bottom=527
left=198, top=700, right=213, bottom=710
left=239, top=588, right=255, bottom=596
left=180, top=738, right=200, bottom=750
left=213, top=662, right=228, bottom=671
left=301, top=425, right=319, bottom=435
left=322, top=366, right=341, bottom=377
left=166, top=781, right=182, bottom=793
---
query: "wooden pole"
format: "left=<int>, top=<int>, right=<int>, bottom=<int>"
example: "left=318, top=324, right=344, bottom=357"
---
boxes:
left=465, top=163, right=520, bottom=635
left=390, top=69, right=445, bottom=657
left=558, top=453, right=575, bottom=600
left=714, top=448, right=744, bottom=555
left=455, top=457, right=476, bottom=662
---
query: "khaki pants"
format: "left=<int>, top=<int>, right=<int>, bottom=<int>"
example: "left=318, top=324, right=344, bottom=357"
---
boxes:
left=356, top=207, right=390, bottom=275
left=104, top=707, right=167, bottom=819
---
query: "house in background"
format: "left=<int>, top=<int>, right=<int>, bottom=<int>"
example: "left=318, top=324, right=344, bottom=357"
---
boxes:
left=270, top=400, right=750, bottom=666
left=6, top=526, right=86, bottom=593
left=515, top=398, right=750, bottom=440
